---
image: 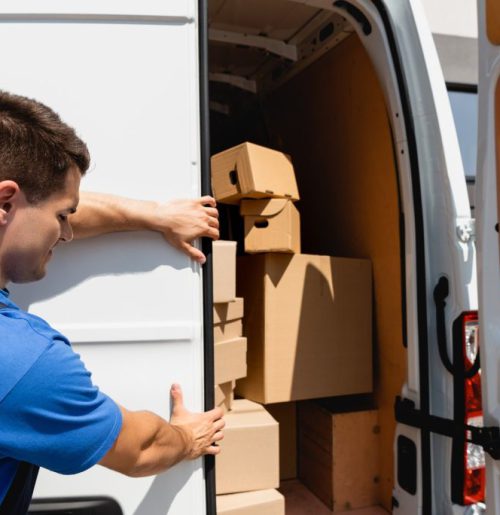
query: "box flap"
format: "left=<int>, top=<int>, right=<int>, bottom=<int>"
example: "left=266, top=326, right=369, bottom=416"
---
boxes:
left=214, top=297, right=244, bottom=324
left=240, top=198, right=289, bottom=217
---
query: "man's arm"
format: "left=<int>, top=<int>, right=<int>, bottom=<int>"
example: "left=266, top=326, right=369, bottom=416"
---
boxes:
left=99, top=384, right=224, bottom=477
left=70, top=192, right=220, bottom=264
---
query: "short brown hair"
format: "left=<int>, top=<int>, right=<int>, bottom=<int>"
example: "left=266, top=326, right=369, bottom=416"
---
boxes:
left=0, top=90, right=90, bottom=203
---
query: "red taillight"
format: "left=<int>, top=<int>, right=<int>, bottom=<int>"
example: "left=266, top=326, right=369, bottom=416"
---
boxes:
left=463, top=312, right=485, bottom=505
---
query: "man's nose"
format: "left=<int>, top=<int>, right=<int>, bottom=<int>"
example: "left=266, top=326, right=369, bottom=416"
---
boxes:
left=60, top=222, right=74, bottom=243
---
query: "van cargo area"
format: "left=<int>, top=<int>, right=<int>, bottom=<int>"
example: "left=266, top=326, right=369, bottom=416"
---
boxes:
left=208, top=1, right=406, bottom=512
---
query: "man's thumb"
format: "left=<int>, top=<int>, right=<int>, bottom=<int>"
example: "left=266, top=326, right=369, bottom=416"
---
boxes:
left=171, top=383, right=185, bottom=413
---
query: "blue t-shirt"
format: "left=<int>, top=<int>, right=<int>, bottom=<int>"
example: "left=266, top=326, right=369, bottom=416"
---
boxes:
left=0, top=289, right=122, bottom=504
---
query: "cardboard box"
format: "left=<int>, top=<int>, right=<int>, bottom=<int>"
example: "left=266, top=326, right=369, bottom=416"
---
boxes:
left=215, top=337, right=247, bottom=384
left=298, top=401, right=380, bottom=511
left=215, top=381, right=235, bottom=413
left=236, top=254, right=372, bottom=403
left=211, top=142, right=300, bottom=205
left=213, top=241, right=237, bottom=303
left=217, top=489, right=284, bottom=514
left=214, top=318, right=243, bottom=344
left=214, top=298, right=244, bottom=325
left=240, top=199, right=301, bottom=254
left=216, top=399, right=279, bottom=494
left=266, top=402, right=297, bottom=480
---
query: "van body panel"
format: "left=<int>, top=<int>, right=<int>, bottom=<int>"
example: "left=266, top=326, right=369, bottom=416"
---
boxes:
left=0, top=3, right=208, bottom=514
left=476, top=0, right=500, bottom=512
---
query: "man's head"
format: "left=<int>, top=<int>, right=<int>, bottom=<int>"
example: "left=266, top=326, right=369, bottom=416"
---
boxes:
left=0, top=91, right=90, bottom=286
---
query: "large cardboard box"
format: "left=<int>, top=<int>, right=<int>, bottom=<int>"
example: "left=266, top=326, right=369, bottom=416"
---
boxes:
left=213, top=241, right=237, bottom=303
left=211, top=142, right=300, bottom=205
left=213, top=298, right=244, bottom=325
left=236, top=254, right=372, bottom=403
left=266, top=402, right=297, bottom=480
left=298, top=401, right=380, bottom=511
left=215, top=381, right=235, bottom=413
left=215, top=337, right=247, bottom=384
left=240, top=199, right=301, bottom=254
left=216, top=399, right=279, bottom=494
left=217, top=489, right=284, bottom=515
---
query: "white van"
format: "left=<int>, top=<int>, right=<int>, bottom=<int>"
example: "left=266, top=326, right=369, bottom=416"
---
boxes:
left=1, top=0, right=498, bottom=514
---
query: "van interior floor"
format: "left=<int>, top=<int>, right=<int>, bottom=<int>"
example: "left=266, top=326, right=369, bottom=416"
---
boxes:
left=279, top=480, right=389, bottom=515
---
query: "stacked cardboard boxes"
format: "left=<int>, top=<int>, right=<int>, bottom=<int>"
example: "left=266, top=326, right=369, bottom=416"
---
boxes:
left=213, top=239, right=283, bottom=513
left=211, top=142, right=374, bottom=513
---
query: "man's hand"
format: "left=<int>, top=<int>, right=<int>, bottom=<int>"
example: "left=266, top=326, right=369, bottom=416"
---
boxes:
left=151, top=197, right=219, bottom=265
left=99, top=384, right=224, bottom=477
left=72, top=193, right=220, bottom=264
left=170, top=383, right=224, bottom=459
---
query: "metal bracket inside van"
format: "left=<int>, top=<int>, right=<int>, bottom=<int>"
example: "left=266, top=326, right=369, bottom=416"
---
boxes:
left=395, top=396, right=500, bottom=459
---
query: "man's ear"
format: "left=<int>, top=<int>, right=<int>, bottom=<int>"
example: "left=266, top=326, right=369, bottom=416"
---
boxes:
left=0, top=181, right=21, bottom=226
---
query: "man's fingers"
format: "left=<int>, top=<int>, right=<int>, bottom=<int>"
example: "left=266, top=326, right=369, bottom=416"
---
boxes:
left=206, top=227, right=220, bottom=240
left=207, top=217, right=219, bottom=229
left=204, top=207, right=219, bottom=219
left=205, top=445, right=222, bottom=456
left=181, top=242, right=206, bottom=265
left=200, top=196, right=216, bottom=208
left=212, top=430, right=224, bottom=442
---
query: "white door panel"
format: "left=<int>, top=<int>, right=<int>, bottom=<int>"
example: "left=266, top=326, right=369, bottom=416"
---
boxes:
left=0, top=1, right=194, bottom=19
left=0, top=5, right=206, bottom=515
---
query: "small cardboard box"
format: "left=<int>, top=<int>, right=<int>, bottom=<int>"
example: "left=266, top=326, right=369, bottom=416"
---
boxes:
left=215, top=381, right=235, bottom=413
left=215, top=337, right=247, bottom=384
left=236, top=254, right=372, bottom=403
left=216, top=399, right=279, bottom=494
left=240, top=199, right=301, bottom=254
left=214, top=319, right=243, bottom=344
left=266, top=402, right=297, bottom=480
left=298, top=401, right=380, bottom=511
left=217, top=489, right=284, bottom=514
left=211, top=142, right=300, bottom=205
left=214, top=298, right=244, bottom=325
left=213, top=241, right=237, bottom=303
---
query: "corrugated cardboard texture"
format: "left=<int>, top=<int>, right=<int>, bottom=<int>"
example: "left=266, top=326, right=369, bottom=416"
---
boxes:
left=214, top=319, right=243, bottom=344
left=298, top=402, right=380, bottom=511
left=213, top=241, right=237, bottom=303
left=214, top=298, right=244, bottom=324
left=266, top=402, right=297, bottom=480
left=265, top=34, right=405, bottom=510
left=216, top=489, right=284, bottom=515
left=215, top=337, right=247, bottom=384
left=241, top=199, right=301, bottom=253
left=236, top=254, right=372, bottom=403
left=215, top=381, right=235, bottom=413
left=211, top=142, right=300, bottom=204
left=216, top=399, right=280, bottom=494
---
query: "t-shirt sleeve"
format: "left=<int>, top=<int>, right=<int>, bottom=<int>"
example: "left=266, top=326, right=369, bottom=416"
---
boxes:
left=0, top=337, right=122, bottom=475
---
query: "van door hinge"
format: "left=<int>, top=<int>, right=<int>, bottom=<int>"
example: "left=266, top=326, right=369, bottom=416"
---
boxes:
left=456, top=218, right=475, bottom=243
left=395, top=397, right=500, bottom=459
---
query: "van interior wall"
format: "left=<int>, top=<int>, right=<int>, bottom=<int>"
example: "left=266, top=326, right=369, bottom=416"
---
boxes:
left=209, top=33, right=406, bottom=511
left=263, top=34, right=406, bottom=510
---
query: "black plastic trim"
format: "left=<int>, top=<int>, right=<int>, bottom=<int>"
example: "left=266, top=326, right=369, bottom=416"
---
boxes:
left=198, top=0, right=217, bottom=513
left=334, top=1, right=372, bottom=35
left=369, top=0, right=431, bottom=511
left=28, top=497, right=122, bottom=514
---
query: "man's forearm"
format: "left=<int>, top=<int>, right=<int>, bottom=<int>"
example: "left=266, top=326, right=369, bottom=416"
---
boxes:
left=100, top=408, right=192, bottom=478
left=71, top=192, right=156, bottom=240
left=71, top=192, right=220, bottom=263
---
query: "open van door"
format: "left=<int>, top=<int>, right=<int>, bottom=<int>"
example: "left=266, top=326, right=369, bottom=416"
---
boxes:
left=476, top=1, right=500, bottom=512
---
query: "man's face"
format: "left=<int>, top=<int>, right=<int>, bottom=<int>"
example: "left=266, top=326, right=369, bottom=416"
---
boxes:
left=0, top=166, right=81, bottom=286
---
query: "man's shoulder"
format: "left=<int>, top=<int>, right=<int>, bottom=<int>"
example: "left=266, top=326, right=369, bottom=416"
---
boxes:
left=0, top=307, right=69, bottom=347
left=0, top=308, right=70, bottom=403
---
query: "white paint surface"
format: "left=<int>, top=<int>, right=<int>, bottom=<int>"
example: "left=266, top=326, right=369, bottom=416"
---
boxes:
left=420, top=0, right=477, bottom=38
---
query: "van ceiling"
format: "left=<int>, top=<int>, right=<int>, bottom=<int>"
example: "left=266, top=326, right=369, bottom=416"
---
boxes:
left=208, top=0, right=353, bottom=110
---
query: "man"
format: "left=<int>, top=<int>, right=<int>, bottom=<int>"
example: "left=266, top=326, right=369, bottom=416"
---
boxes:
left=0, top=90, right=224, bottom=513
